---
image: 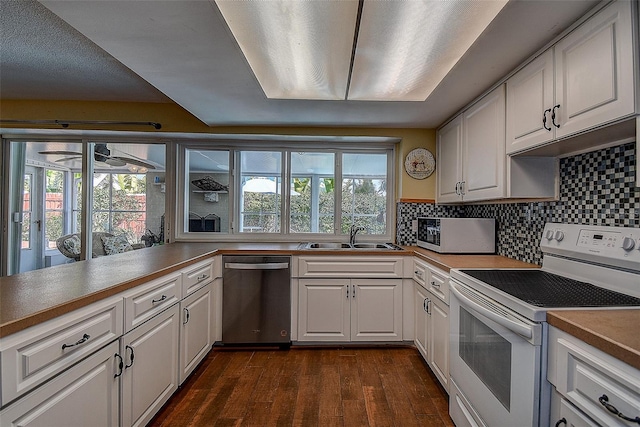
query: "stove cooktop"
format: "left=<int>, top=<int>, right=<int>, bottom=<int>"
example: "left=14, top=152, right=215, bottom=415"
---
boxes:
left=459, top=269, right=640, bottom=308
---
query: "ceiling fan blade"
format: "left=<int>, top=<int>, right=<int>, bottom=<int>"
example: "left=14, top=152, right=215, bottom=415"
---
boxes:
left=104, top=158, right=127, bottom=167
left=38, top=150, right=83, bottom=156
left=113, top=157, right=156, bottom=170
left=54, top=156, right=82, bottom=163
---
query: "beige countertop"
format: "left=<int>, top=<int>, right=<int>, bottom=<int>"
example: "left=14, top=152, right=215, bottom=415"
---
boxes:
left=0, top=242, right=536, bottom=338
left=547, top=310, right=640, bottom=371
left=410, top=246, right=540, bottom=272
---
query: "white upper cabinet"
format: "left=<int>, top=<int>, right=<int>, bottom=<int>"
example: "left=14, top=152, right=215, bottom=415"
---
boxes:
left=462, top=85, right=506, bottom=202
left=554, top=0, right=635, bottom=138
left=437, top=85, right=505, bottom=203
left=437, top=115, right=463, bottom=203
left=506, top=0, right=635, bottom=155
left=506, top=50, right=555, bottom=153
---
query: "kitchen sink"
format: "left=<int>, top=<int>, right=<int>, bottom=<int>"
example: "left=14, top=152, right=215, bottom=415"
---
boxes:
left=307, top=242, right=352, bottom=249
left=300, top=242, right=403, bottom=250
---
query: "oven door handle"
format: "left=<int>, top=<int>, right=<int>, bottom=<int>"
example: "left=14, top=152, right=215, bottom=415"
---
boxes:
left=450, top=282, right=534, bottom=340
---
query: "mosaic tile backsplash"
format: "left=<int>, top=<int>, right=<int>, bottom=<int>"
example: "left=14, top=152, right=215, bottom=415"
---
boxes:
left=396, top=142, right=639, bottom=265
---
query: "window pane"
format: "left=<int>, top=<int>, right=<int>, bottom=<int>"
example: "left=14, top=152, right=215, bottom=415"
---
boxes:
left=22, top=174, right=32, bottom=249
left=92, top=173, right=147, bottom=243
left=240, top=151, right=282, bottom=233
left=341, top=153, right=387, bottom=235
left=45, top=170, right=65, bottom=249
left=186, top=149, right=230, bottom=233
left=290, top=152, right=335, bottom=233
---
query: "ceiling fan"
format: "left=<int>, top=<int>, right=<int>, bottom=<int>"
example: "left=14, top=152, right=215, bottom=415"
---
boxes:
left=39, top=143, right=156, bottom=170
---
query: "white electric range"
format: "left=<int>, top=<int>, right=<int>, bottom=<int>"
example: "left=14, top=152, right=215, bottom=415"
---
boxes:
left=447, top=223, right=640, bottom=427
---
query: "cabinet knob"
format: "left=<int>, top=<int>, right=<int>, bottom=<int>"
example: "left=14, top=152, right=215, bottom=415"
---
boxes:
left=551, top=104, right=561, bottom=128
left=543, top=108, right=552, bottom=131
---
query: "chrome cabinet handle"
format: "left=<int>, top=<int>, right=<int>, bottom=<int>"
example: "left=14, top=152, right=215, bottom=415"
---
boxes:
left=460, top=181, right=465, bottom=195
left=352, top=284, right=356, bottom=298
left=62, top=333, right=91, bottom=350
left=455, top=182, right=460, bottom=195
left=543, top=108, right=552, bottom=131
left=346, top=285, right=349, bottom=299
left=423, top=298, right=428, bottom=312
left=554, top=418, right=566, bottom=427
left=431, top=280, right=440, bottom=288
left=124, top=345, right=135, bottom=369
left=599, top=394, right=640, bottom=424
left=414, top=270, right=423, bottom=277
left=152, top=295, right=167, bottom=304
left=183, top=307, right=190, bottom=325
left=551, top=104, right=560, bottom=128
left=114, top=353, right=124, bottom=378
left=426, top=298, right=431, bottom=315
left=196, top=273, right=209, bottom=282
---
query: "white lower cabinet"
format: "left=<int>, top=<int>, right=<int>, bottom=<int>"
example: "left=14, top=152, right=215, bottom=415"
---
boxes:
left=179, top=282, right=212, bottom=384
left=0, top=340, right=120, bottom=427
left=413, top=258, right=450, bottom=391
left=414, top=283, right=449, bottom=391
left=298, top=278, right=402, bottom=342
left=120, top=303, right=180, bottom=427
left=547, top=325, right=640, bottom=427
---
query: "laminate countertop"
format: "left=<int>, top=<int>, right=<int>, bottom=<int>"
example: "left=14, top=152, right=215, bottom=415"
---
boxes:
left=547, top=310, right=640, bottom=371
left=0, top=242, right=536, bottom=338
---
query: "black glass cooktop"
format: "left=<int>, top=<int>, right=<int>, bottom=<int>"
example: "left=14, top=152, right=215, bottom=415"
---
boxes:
left=460, top=269, right=640, bottom=308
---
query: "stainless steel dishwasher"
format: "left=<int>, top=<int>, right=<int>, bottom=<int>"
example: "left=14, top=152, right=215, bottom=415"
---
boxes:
left=222, top=255, right=291, bottom=348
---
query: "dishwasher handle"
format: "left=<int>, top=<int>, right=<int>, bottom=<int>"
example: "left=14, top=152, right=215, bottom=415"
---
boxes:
left=225, top=262, right=289, bottom=270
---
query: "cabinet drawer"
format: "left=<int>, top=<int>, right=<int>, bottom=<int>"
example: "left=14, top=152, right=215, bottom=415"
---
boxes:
left=413, top=258, right=428, bottom=286
left=297, top=256, right=404, bottom=278
left=124, top=273, right=181, bottom=332
left=182, top=259, right=214, bottom=296
left=552, top=328, right=640, bottom=427
left=0, top=340, right=120, bottom=427
left=427, top=266, right=449, bottom=304
left=0, top=296, right=123, bottom=406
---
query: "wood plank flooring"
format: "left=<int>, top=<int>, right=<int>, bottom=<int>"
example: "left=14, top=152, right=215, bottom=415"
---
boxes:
left=148, top=346, right=454, bottom=427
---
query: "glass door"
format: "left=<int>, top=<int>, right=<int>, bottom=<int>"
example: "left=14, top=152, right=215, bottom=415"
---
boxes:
left=19, top=166, right=43, bottom=273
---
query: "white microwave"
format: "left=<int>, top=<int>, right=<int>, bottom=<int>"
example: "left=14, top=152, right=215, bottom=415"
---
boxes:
left=416, top=217, right=495, bottom=253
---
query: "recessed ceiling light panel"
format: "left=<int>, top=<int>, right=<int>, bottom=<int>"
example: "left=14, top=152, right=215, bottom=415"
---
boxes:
left=348, top=0, right=508, bottom=101
left=215, top=0, right=359, bottom=100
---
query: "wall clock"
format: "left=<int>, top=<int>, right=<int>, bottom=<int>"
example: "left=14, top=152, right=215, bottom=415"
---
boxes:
left=404, top=148, right=435, bottom=179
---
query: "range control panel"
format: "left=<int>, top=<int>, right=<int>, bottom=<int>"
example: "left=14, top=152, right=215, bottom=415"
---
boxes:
left=540, top=223, right=640, bottom=270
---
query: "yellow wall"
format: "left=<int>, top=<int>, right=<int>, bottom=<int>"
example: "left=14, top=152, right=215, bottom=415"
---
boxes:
left=1, top=100, right=437, bottom=200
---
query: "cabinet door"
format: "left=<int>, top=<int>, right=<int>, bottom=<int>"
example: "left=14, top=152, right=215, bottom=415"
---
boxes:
left=351, top=279, right=402, bottom=341
left=506, top=50, right=555, bottom=154
left=462, top=85, right=506, bottom=201
left=414, top=284, right=429, bottom=361
left=429, top=296, right=449, bottom=391
left=554, top=0, right=634, bottom=138
left=121, top=304, right=180, bottom=427
left=0, top=341, right=119, bottom=427
left=179, top=283, right=212, bottom=385
left=298, top=279, right=350, bottom=342
left=437, top=114, right=463, bottom=203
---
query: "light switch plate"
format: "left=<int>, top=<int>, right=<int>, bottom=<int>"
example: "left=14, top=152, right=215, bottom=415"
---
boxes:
left=412, top=219, right=418, bottom=232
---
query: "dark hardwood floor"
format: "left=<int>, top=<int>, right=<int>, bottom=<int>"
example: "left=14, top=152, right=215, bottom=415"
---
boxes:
left=148, top=346, right=454, bottom=427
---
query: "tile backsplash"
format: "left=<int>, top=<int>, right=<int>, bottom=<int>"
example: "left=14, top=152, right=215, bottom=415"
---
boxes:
left=396, top=142, right=639, bottom=265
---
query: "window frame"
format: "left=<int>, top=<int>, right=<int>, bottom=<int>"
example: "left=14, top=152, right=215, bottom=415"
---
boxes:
left=176, top=142, right=395, bottom=243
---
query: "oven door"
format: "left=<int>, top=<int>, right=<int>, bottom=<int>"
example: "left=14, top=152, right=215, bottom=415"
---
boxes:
left=449, top=279, right=543, bottom=427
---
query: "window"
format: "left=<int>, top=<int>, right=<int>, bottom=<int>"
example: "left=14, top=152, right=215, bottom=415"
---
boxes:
left=180, top=144, right=393, bottom=240
left=239, top=151, right=282, bottom=233
left=91, top=173, right=147, bottom=243
left=341, top=153, right=388, bottom=235
left=44, top=169, right=65, bottom=249
left=290, top=152, right=335, bottom=233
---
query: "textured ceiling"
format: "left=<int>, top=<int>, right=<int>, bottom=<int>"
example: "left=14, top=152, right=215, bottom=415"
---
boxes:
left=0, top=0, right=170, bottom=102
left=2, top=0, right=600, bottom=128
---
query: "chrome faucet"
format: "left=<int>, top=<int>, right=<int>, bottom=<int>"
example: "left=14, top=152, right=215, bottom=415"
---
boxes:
left=349, top=224, right=365, bottom=246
